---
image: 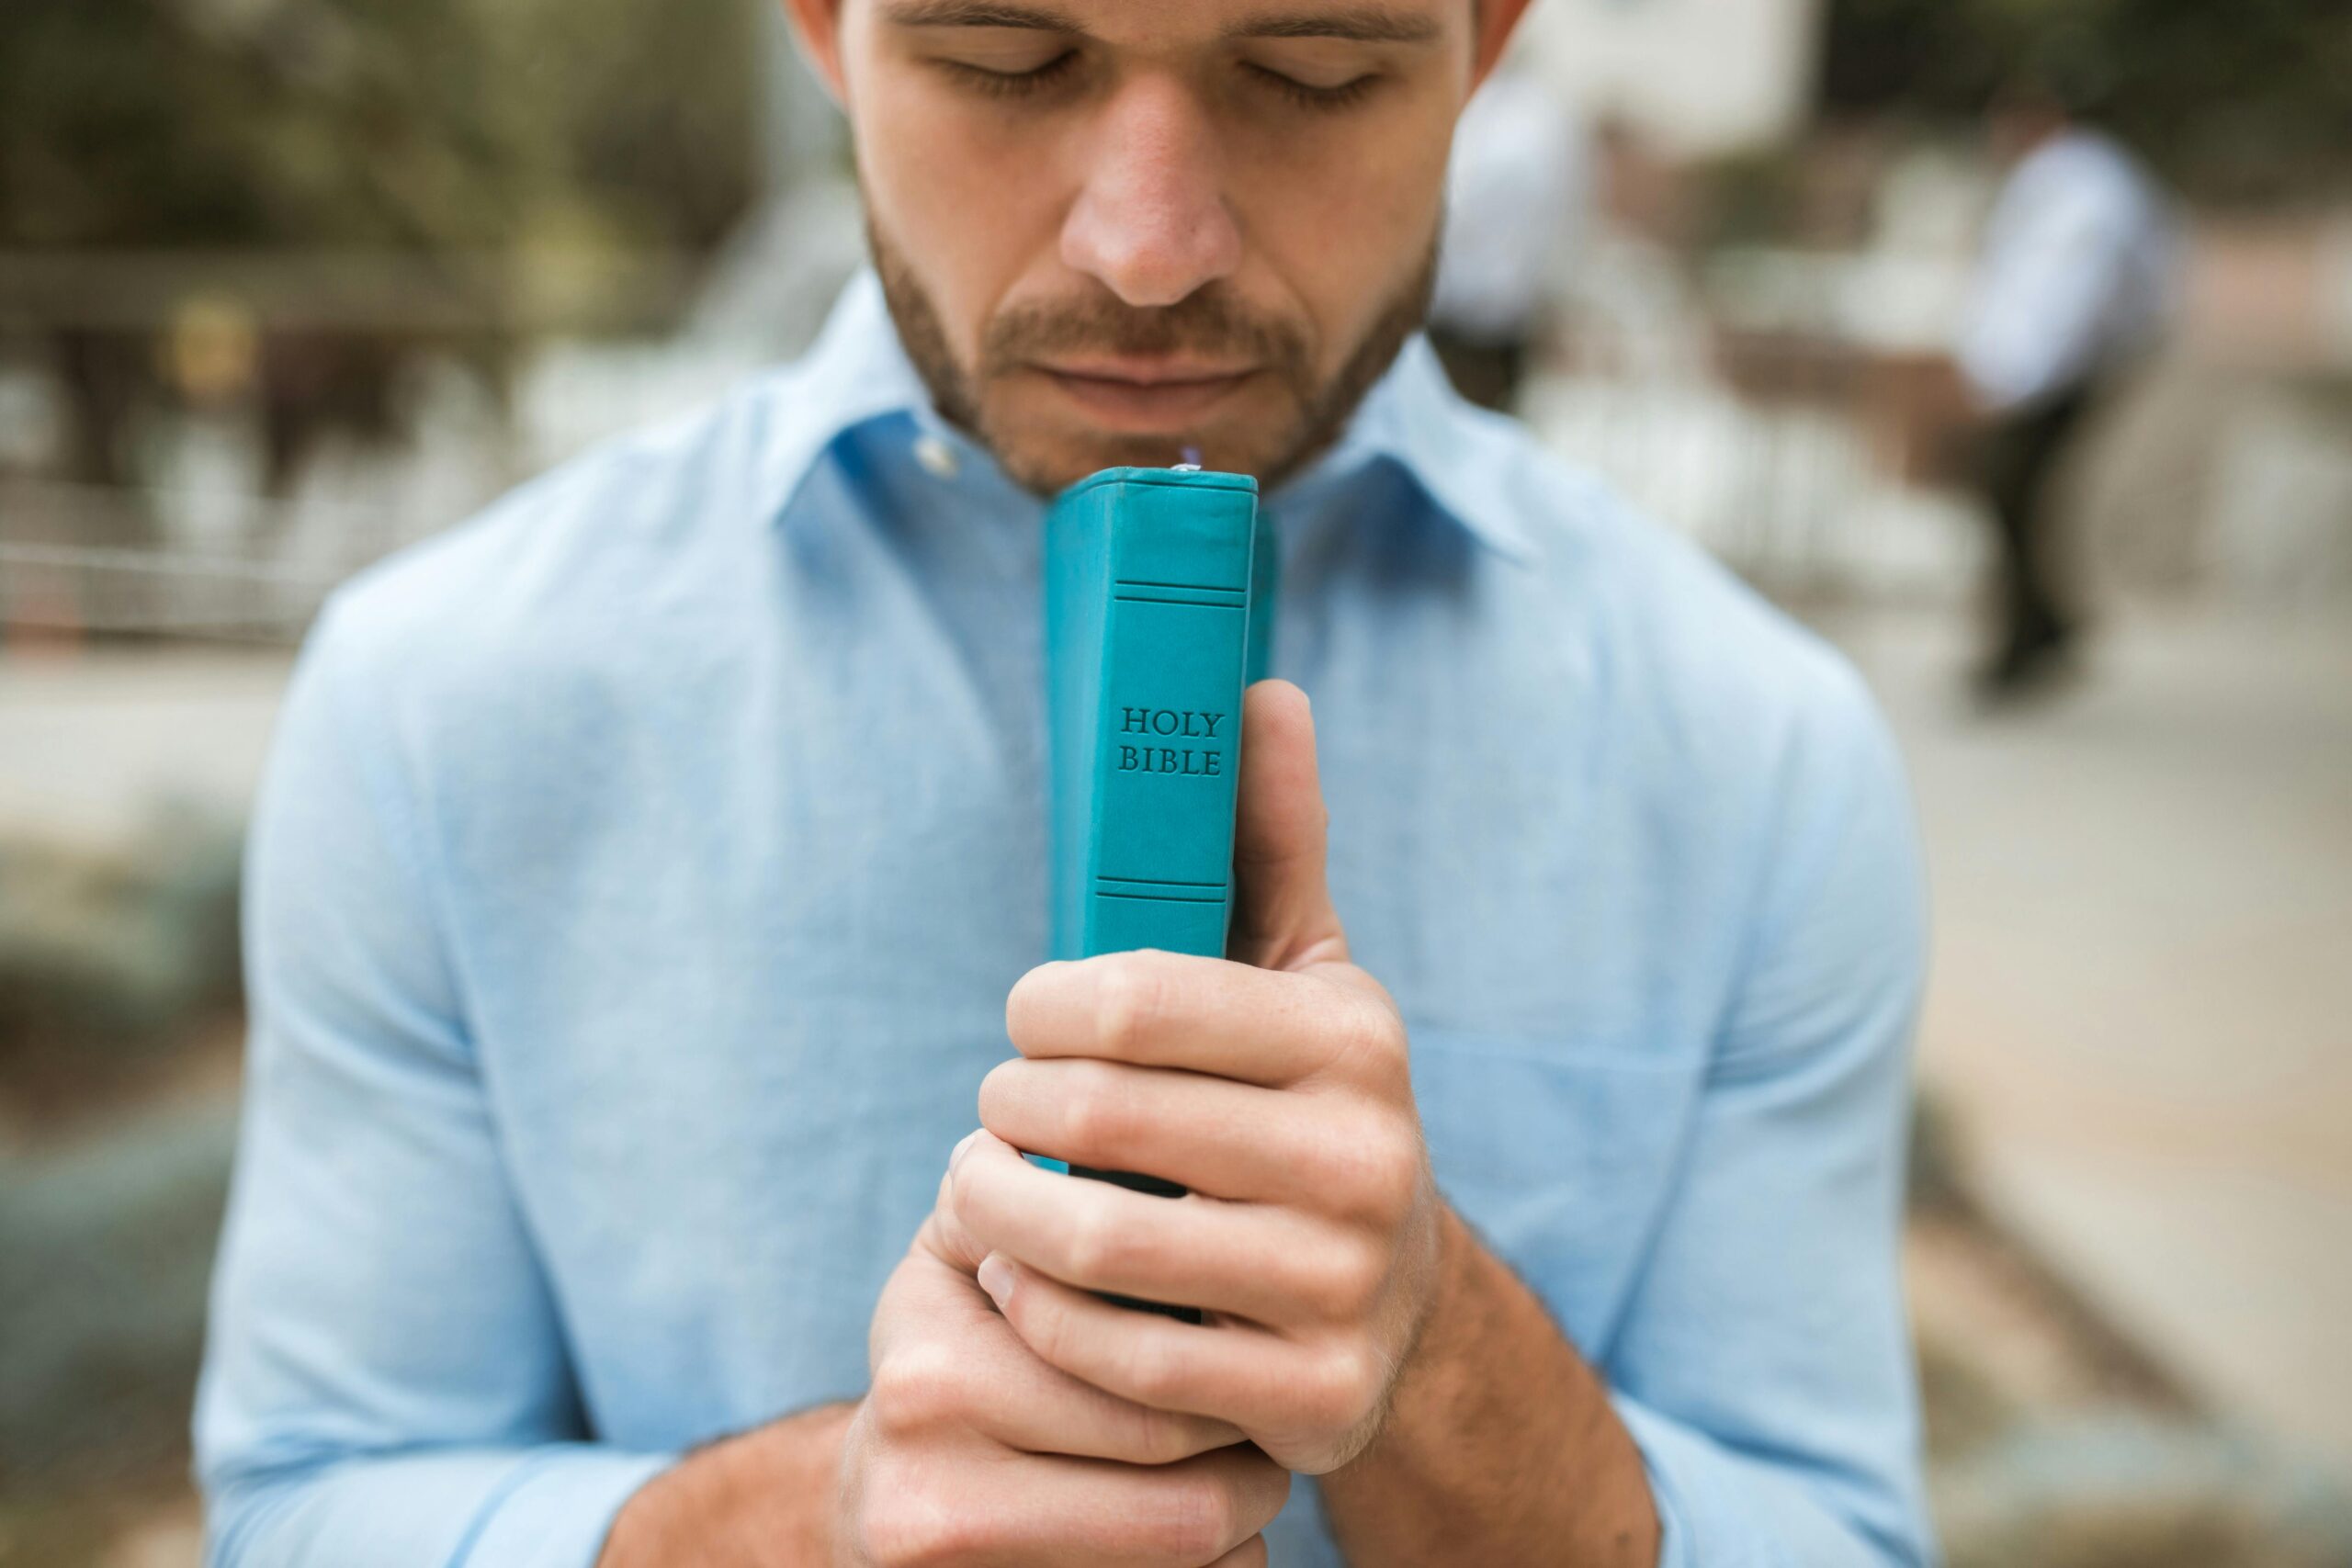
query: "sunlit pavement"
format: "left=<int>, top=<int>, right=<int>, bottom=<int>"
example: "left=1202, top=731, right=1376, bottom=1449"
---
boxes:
left=0, top=646, right=290, bottom=845
left=1825, top=598, right=2352, bottom=1481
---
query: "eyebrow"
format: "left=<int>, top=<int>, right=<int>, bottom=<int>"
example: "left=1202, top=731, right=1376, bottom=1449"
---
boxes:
left=1227, top=6, right=1442, bottom=43
left=879, top=1, right=1078, bottom=28
left=878, top=0, right=1442, bottom=44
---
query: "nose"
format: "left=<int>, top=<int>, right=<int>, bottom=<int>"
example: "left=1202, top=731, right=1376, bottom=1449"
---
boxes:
left=1059, top=73, right=1244, bottom=309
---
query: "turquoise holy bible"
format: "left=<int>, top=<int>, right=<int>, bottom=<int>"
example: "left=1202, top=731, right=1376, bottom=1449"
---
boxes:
left=1045, top=463, right=1275, bottom=964
left=1036, top=463, right=1276, bottom=1320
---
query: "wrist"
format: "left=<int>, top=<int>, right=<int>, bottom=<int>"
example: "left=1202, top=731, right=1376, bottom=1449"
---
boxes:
left=1385, top=1200, right=1476, bottom=1416
left=598, top=1400, right=857, bottom=1568
left=1322, top=1205, right=1660, bottom=1567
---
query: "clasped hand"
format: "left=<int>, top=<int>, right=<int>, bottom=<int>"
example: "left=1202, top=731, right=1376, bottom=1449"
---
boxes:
left=838, top=682, right=1447, bottom=1567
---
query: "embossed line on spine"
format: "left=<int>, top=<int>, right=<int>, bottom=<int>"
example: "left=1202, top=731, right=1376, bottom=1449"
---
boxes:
left=1093, top=890, right=1227, bottom=905
left=1112, top=597, right=1245, bottom=613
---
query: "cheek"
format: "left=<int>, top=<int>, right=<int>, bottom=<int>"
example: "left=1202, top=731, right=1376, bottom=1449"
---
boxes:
left=1232, top=106, right=1452, bottom=358
left=850, top=69, right=1070, bottom=357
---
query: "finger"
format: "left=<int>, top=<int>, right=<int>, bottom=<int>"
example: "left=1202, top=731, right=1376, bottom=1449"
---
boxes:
left=977, top=1252, right=1349, bottom=1456
left=1005, top=947, right=1398, bottom=1089
left=1228, top=680, right=1349, bottom=973
left=873, top=1244, right=1250, bottom=1466
left=980, top=1056, right=1404, bottom=1218
left=922, top=1135, right=991, bottom=1272
left=859, top=1441, right=1288, bottom=1568
left=954, top=1131, right=1378, bottom=1327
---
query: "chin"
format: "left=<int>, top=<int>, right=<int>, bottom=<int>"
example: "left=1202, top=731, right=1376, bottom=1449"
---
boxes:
left=984, top=398, right=1301, bottom=494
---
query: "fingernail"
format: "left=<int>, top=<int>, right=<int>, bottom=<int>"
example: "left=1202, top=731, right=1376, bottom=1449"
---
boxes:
left=977, top=1253, right=1015, bottom=1309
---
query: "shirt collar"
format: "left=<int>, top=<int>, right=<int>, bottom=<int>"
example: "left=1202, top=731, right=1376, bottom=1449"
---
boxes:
left=768, top=266, right=1537, bottom=567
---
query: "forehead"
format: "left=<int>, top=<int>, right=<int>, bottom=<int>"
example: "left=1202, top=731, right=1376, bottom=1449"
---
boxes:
left=872, top=0, right=1456, bottom=47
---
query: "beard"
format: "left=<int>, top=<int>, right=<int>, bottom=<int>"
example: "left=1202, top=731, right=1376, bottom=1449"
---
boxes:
left=869, top=213, right=1437, bottom=496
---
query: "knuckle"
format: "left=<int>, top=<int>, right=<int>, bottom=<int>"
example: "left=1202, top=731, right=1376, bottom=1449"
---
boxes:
left=867, top=1340, right=963, bottom=1438
left=1306, top=1342, right=1384, bottom=1434
left=1094, top=956, right=1167, bottom=1059
left=1066, top=1201, right=1137, bottom=1284
left=1015, top=1283, right=1069, bottom=1365
left=1308, top=1236, right=1390, bottom=1318
left=1132, top=1403, right=1222, bottom=1465
left=1059, top=1065, right=1134, bottom=1158
left=1129, top=1399, right=1191, bottom=1464
left=1324, top=1110, right=1420, bottom=1223
left=1365, top=1122, right=1427, bottom=1215
left=1329, top=993, right=1409, bottom=1082
left=1361, top=1001, right=1412, bottom=1077
left=1348, top=1112, right=1426, bottom=1218
left=1157, top=1473, right=1238, bottom=1562
left=1120, top=1331, right=1189, bottom=1406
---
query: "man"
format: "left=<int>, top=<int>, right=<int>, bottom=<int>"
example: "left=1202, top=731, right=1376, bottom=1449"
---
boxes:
left=196, top=1, right=1933, bottom=1564
left=1956, top=62, right=2177, bottom=701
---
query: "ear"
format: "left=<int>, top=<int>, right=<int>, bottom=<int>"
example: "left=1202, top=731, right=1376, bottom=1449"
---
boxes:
left=1466, top=0, right=1539, bottom=91
left=781, top=0, right=854, bottom=108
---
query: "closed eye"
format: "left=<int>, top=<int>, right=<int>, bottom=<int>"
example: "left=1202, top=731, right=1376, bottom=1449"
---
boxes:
left=936, top=49, right=1081, bottom=97
left=1242, top=61, right=1382, bottom=110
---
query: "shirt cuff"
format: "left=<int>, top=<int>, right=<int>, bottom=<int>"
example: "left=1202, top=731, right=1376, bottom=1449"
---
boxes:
left=452, top=1445, right=675, bottom=1568
left=1610, top=1393, right=1921, bottom=1568
left=1611, top=1395, right=1706, bottom=1568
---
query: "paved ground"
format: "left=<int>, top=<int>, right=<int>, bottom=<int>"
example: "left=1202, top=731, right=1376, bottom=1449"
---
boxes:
left=0, top=645, right=289, bottom=845
left=1825, top=600, right=2352, bottom=1480
left=6, top=596, right=2349, bottom=1485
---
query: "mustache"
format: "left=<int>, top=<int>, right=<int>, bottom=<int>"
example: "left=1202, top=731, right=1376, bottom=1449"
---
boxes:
left=979, top=288, right=1313, bottom=378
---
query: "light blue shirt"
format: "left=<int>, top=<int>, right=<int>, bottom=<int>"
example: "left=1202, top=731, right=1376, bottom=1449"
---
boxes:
left=197, top=271, right=1932, bottom=1567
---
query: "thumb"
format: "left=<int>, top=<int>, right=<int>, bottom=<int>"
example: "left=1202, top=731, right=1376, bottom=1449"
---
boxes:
left=1227, top=680, right=1351, bottom=973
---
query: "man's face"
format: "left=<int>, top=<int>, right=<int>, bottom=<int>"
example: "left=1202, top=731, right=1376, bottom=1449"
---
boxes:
left=798, top=0, right=1498, bottom=494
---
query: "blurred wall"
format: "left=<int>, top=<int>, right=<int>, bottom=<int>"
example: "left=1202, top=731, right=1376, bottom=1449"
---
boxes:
left=1516, top=0, right=1826, bottom=153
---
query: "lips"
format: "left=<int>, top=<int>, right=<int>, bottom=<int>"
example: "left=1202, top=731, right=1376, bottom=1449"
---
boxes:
left=1039, top=355, right=1258, bottom=384
left=1031, top=359, right=1258, bottom=430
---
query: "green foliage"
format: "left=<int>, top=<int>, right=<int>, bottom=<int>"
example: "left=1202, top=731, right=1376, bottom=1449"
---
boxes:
left=0, top=0, right=761, bottom=253
left=0, top=807, right=243, bottom=1075
left=1823, top=0, right=2352, bottom=202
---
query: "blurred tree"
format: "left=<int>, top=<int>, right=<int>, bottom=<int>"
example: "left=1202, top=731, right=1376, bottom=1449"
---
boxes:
left=0, top=0, right=760, bottom=501
left=1822, top=0, right=2352, bottom=204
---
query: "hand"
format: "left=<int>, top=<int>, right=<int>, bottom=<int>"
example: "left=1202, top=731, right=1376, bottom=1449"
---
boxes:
left=834, top=1197, right=1290, bottom=1567
left=939, top=681, right=1448, bottom=1476
left=601, top=1201, right=1285, bottom=1568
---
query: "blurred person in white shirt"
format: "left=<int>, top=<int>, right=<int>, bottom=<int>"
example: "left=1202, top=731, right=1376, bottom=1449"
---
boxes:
left=1956, top=52, right=2179, bottom=702
left=1428, top=60, right=1587, bottom=412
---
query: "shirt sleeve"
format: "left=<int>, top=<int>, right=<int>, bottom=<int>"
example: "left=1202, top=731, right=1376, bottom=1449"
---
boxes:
left=1602, top=660, right=1935, bottom=1567
left=194, top=596, right=673, bottom=1568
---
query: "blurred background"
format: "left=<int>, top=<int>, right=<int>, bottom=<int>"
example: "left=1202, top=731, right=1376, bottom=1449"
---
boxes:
left=2, top=0, right=2348, bottom=1562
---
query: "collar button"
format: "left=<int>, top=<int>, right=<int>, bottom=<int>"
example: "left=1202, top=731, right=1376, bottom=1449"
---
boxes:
left=914, top=433, right=960, bottom=479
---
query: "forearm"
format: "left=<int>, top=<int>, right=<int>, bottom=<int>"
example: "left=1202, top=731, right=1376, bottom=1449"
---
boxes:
left=597, top=1400, right=857, bottom=1568
left=1320, top=1205, right=1659, bottom=1568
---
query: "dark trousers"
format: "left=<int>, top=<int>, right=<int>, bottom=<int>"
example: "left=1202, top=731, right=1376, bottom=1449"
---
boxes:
left=1978, top=382, right=2100, bottom=666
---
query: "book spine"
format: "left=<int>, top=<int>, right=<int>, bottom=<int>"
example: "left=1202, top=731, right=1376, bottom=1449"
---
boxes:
left=1043, top=468, right=1262, bottom=1321
left=1046, top=468, right=1262, bottom=964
